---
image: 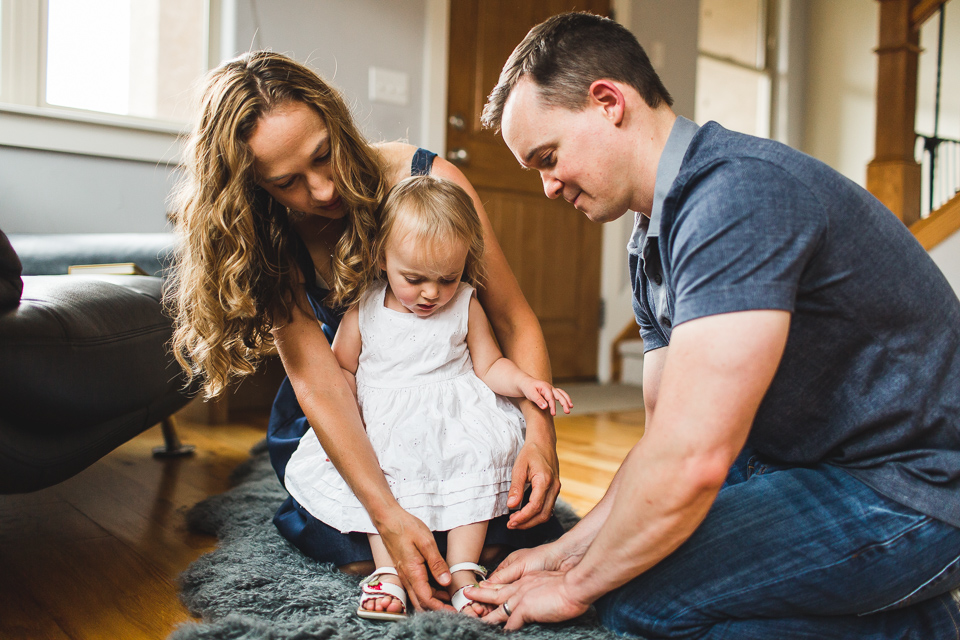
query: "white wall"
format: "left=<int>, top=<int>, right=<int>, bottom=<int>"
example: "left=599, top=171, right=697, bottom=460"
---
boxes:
left=0, top=145, right=178, bottom=233
left=802, top=0, right=878, bottom=187
left=803, top=0, right=960, bottom=295
left=231, top=0, right=428, bottom=146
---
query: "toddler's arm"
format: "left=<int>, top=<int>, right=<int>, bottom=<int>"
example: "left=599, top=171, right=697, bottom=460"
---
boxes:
left=331, top=305, right=361, bottom=400
left=466, top=296, right=572, bottom=416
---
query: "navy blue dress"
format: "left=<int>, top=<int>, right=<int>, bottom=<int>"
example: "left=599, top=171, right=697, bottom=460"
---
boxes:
left=267, top=148, right=563, bottom=565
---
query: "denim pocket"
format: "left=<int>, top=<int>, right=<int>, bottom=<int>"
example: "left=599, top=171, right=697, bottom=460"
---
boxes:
left=859, top=553, right=960, bottom=616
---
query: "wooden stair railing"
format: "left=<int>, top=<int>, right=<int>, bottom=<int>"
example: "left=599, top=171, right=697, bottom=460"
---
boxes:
left=867, top=0, right=925, bottom=226
left=868, top=0, right=959, bottom=250
left=910, top=191, right=960, bottom=249
left=911, top=0, right=949, bottom=27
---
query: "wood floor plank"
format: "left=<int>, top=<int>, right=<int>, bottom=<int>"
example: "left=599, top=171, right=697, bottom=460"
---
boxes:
left=1, top=537, right=190, bottom=640
left=53, top=458, right=215, bottom=575
left=0, top=553, right=73, bottom=640
left=0, top=496, right=109, bottom=544
left=554, top=411, right=645, bottom=516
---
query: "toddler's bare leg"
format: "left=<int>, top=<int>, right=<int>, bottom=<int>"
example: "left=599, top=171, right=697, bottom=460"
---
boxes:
left=363, top=534, right=405, bottom=614
left=447, top=521, right=494, bottom=617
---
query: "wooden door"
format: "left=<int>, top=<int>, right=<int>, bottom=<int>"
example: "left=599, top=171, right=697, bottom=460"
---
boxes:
left=447, top=0, right=609, bottom=381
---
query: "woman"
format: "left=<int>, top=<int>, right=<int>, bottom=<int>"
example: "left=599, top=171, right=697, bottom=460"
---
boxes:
left=169, top=51, right=564, bottom=612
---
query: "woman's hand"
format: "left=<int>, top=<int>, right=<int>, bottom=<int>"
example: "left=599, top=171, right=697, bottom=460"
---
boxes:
left=506, top=439, right=561, bottom=529
left=377, top=507, right=454, bottom=611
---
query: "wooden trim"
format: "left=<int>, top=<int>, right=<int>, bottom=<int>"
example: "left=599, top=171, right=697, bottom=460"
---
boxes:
left=910, top=193, right=960, bottom=250
left=610, top=319, right=641, bottom=383
left=868, top=0, right=922, bottom=225
left=911, top=0, right=948, bottom=30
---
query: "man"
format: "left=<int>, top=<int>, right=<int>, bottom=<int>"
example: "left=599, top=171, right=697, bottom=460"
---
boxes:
left=465, top=12, right=960, bottom=639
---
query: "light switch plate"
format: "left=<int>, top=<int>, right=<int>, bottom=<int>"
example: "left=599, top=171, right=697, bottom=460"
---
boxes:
left=369, top=67, right=409, bottom=106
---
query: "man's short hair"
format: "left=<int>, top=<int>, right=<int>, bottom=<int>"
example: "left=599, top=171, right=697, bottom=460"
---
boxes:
left=481, top=12, right=673, bottom=132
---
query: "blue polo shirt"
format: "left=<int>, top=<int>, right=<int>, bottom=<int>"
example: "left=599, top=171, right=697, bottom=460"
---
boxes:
left=630, top=119, right=960, bottom=528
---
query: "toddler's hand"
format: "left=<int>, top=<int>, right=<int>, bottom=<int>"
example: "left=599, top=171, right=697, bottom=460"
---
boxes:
left=520, top=379, right=573, bottom=416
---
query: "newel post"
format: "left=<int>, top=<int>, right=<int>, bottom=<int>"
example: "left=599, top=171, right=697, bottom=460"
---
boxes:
left=866, top=0, right=922, bottom=226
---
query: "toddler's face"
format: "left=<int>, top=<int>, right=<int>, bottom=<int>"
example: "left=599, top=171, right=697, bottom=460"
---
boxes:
left=382, top=225, right=469, bottom=318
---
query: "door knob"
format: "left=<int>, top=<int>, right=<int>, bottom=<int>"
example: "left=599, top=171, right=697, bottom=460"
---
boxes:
left=446, top=148, right=470, bottom=166
left=448, top=114, right=466, bottom=130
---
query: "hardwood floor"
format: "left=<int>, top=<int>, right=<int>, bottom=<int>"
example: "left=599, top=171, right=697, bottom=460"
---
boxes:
left=0, top=407, right=644, bottom=640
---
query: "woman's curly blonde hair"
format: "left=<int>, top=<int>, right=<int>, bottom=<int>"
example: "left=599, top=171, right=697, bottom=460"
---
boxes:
left=168, top=51, right=386, bottom=398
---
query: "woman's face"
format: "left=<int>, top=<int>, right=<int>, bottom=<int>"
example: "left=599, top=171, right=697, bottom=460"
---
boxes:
left=248, top=101, right=346, bottom=219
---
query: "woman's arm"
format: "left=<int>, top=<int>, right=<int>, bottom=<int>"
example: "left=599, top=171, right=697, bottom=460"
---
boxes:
left=429, top=156, right=561, bottom=529
left=467, top=297, right=572, bottom=415
left=272, top=293, right=452, bottom=610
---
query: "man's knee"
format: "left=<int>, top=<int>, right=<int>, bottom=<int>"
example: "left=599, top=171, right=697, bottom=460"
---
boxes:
left=594, top=585, right=708, bottom=639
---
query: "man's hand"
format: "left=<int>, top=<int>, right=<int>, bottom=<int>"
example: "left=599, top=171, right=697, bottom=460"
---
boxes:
left=519, top=378, right=573, bottom=416
left=378, top=508, right=454, bottom=611
left=466, top=537, right=586, bottom=610
left=485, top=538, right=578, bottom=585
left=506, top=440, right=561, bottom=529
left=470, top=570, right=590, bottom=630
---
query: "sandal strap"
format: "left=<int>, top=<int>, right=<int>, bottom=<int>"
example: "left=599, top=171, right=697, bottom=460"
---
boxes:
left=448, top=562, right=487, bottom=579
left=360, top=580, right=407, bottom=608
left=359, top=566, right=399, bottom=586
left=450, top=585, right=476, bottom=613
left=358, top=567, right=407, bottom=613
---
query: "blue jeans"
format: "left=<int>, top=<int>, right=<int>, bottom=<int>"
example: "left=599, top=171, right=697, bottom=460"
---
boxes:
left=594, top=450, right=960, bottom=639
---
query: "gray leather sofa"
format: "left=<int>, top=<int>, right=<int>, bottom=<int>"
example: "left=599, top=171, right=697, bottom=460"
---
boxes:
left=0, top=231, right=196, bottom=493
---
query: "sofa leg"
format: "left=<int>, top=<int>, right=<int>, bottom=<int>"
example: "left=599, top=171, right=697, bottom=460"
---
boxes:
left=153, top=416, right=196, bottom=457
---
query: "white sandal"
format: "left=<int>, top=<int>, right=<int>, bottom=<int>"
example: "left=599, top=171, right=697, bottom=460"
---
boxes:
left=357, top=566, right=408, bottom=621
left=449, top=562, right=488, bottom=613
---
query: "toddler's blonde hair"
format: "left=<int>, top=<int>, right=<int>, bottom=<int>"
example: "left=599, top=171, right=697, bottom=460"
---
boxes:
left=372, top=176, right=485, bottom=289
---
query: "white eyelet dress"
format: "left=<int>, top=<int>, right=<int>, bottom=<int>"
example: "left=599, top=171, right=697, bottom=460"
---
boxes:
left=283, top=281, right=525, bottom=533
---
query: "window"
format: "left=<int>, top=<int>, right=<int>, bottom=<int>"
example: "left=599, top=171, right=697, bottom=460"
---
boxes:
left=0, top=0, right=218, bottom=163
left=695, top=0, right=772, bottom=138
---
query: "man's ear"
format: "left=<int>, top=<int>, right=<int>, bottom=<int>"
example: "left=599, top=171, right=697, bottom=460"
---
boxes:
left=588, top=79, right=626, bottom=126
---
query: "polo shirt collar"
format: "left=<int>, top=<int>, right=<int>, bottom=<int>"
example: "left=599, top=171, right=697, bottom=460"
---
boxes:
left=648, top=116, right=700, bottom=238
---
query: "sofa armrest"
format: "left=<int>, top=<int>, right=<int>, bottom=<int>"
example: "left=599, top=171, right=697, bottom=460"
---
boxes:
left=0, top=231, right=23, bottom=309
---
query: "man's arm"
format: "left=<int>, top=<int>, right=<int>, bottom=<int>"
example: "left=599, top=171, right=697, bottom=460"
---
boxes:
left=561, top=310, right=790, bottom=607
left=483, top=345, right=669, bottom=589
left=473, top=311, right=788, bottom=629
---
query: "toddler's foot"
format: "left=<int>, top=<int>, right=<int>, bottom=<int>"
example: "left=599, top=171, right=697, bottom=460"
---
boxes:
left=362, top=573, right=404, bottom=613
left=449, top=562, right=492, bottom=617
left=357, top=567, right=407, bottom=620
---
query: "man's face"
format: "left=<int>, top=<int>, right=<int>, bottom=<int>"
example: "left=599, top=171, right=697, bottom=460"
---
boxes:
left=501, top=79, right=633, bottom=223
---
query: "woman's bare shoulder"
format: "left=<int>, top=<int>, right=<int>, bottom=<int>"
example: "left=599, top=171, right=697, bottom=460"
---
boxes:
left=372, top=141, right=420, bottom=188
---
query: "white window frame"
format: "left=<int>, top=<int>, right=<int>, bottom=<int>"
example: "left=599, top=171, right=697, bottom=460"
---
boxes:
left=0, top=0, right=224, bottom=164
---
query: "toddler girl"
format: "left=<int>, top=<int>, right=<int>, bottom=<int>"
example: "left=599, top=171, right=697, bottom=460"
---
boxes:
left=282, top=175, right=571, bottom=620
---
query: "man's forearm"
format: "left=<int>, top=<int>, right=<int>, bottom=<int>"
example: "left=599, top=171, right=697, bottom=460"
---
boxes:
left=563, top=431, right=725, bottom=604
left=561, top=312, right=789, bottom=605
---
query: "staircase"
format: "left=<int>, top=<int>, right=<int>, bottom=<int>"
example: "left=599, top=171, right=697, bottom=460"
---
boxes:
left=868, top=0, right=960, bottom=247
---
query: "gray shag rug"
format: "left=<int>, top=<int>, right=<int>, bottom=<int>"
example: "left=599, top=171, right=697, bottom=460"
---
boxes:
left=171, top=441, right=623, bottom=640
